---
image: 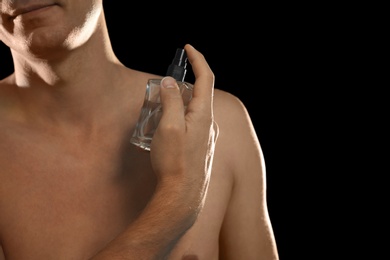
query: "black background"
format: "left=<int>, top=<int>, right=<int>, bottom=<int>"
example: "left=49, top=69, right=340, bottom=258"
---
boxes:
left=0, top=3, right=338, bottom=259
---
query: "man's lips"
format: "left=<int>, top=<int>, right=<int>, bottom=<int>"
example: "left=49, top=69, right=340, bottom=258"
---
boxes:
left=11, top=4, right=57, bottom=18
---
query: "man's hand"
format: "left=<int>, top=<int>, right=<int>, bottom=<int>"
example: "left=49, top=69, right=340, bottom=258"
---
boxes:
left=151, top=43, right=218, bottom=218
left=90, top=44, right=218, bottom=260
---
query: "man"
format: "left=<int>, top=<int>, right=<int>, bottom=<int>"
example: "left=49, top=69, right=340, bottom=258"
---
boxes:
left=0, top=0, right=279, bottom=259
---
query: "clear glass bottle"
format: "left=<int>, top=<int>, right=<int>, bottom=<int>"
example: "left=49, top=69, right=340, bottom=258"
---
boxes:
left=130, top=48, right=193, bottom=151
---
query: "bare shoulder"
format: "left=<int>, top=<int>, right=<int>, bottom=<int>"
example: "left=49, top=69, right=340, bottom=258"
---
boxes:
left=0, top=75, right=13, bottom=91
left=213, top=88, right=254, bottom=132
left=0, top=75, right=18, bottom=121
left=123, top=67, right=162, bottom=85
left=212, top=88, right=260, bottom=161
left=212, top=88, right=279, bottom=259
left=211, top=87, right=263, bottom=192
left=0, top=74, right=17, bottom=96
left=0, top=73, right=14, bottom=84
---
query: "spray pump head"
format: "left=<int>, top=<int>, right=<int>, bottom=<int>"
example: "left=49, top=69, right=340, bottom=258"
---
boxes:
left=166, top=48, right=188, bottom=81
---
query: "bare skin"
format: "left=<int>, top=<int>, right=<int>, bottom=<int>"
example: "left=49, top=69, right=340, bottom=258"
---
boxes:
left=0, top=0, right=279, bottom=259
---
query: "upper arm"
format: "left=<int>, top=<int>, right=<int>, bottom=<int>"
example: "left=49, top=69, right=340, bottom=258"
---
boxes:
left=214, top=90, right=279, bottom=259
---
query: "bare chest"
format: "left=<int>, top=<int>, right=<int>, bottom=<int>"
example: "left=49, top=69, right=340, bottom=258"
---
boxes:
left=0, top=126, right=232, bottom=260
left=0, top=128, right=157, bottom=259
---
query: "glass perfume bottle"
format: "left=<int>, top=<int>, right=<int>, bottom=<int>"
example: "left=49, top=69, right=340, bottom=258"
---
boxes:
left=130, top=48, right=194, bottom=151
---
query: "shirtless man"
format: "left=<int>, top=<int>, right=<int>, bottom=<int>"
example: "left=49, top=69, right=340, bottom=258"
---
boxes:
left=0, top=0, right=279, bottom=259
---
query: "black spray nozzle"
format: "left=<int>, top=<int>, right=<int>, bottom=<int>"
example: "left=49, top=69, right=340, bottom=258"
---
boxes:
left=166, top=48, right=187, bottom=81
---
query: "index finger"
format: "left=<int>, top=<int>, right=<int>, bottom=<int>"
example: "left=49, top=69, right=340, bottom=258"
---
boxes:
left=184, top=44, right=215, bottom=107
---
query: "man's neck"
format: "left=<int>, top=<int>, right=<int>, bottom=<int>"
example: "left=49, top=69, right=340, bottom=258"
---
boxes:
left=10, top=44, right=128, bottom=132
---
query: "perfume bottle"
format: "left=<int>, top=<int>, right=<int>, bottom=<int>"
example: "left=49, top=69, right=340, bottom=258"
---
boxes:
left=130, top=48, right=194, bottom=151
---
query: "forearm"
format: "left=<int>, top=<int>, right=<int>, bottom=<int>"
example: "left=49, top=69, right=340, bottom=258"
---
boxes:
left=90, top=184, right=197, bottom=260
left=90, top=44, right=215, bottom=260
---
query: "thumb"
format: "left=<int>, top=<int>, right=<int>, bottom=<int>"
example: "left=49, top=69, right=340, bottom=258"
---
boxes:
left=158, top=76, right=186, bottom=128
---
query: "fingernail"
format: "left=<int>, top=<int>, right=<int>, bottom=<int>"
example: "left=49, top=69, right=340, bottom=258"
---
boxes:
left=161, top=76, right=178, bottom=89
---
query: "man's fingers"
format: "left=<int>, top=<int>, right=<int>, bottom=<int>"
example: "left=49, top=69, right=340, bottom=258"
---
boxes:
left=158, top=76, right=186, bottom=131
left=184, top=44, right=215, bottom=110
